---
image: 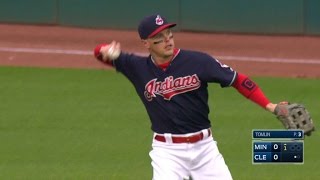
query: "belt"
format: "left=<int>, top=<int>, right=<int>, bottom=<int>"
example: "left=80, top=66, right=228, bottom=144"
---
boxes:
left=154, top=129, right=211, bottom=143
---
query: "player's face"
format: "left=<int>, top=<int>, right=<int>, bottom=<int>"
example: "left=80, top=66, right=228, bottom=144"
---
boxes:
left=143, top=28, right=175, bottom=59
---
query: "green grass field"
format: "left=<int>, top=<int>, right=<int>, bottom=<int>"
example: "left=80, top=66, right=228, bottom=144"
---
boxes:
left=0, top=66, right=319, bottom=179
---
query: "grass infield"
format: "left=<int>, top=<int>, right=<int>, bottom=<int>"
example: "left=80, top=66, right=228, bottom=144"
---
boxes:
left=0, top=66, right=319, bottom=179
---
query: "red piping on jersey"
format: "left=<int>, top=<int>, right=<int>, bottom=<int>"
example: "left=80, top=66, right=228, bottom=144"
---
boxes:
left=157, top=48, right=180, bottom=70
left=232, top=73, right=270, bottom=108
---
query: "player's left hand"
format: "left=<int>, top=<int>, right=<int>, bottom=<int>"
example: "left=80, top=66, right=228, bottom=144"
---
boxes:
left=274, top=102, right=315, bottom=136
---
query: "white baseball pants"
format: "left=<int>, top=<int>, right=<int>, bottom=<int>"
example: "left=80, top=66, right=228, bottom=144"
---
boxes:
left=150, top=130, right=233, bottom=180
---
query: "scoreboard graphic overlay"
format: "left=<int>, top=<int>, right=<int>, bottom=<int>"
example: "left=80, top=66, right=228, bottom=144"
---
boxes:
left=252, top=130, right=304, bottom=164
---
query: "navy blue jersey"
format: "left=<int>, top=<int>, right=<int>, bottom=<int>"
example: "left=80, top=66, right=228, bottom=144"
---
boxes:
left=112, top=49, right=236, bottom=134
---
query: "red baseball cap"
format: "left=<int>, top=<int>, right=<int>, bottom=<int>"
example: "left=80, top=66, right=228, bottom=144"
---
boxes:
left=138, top=14, right=176, bottom=39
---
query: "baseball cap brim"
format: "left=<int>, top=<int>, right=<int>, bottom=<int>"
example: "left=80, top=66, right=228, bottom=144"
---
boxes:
left=147, top=23, right=176, bottom=38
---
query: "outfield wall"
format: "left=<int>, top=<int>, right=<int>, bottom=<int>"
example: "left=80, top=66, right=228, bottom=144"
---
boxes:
left=0, top=0, right=58, bottom=24
left=0, top=0, right=319, bottom=35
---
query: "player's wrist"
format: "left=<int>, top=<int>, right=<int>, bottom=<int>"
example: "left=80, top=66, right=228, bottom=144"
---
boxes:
left=265, top=103, right=277, bottom=113
left=94, top=43, right=107, bottom=61
left=267, top=101, right=289, bottom=113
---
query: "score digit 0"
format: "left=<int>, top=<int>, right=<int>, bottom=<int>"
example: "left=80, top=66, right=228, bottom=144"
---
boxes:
left=272, top=142, right=281, bottom=152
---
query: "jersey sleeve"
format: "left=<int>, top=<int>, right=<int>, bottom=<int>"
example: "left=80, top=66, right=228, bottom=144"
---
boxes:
left=201, top=55, right=236, bottom=87
left=112, top=52, right=140, bottom=81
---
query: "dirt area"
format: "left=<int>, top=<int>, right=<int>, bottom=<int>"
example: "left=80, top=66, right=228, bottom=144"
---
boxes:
left=0, top=24, right=320, bottom=78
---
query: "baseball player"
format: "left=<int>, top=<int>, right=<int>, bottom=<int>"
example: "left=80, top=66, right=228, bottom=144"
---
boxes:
left=94, top=14, right=280, bottom=179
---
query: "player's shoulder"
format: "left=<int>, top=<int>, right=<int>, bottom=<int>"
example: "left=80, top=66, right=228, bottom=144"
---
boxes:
left=114, top=52, right=150, bottom=70
left=121, top=52, right=149, bottom=60
left=118, top=52, right=150, bottom=63
left=179, top=49, right=216, bottom=62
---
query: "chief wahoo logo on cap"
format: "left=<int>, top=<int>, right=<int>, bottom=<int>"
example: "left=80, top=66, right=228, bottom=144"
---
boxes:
left=155, top=15, right=164, bottom=25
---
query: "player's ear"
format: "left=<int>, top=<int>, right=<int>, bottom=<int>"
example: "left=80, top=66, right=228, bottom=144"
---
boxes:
left=141, top=39, right=150, bottom=49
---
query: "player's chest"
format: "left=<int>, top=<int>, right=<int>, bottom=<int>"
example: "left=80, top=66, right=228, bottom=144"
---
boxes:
left=140, top=60, right=201, bottom=86
left=139, top=66, right=202, bottom=101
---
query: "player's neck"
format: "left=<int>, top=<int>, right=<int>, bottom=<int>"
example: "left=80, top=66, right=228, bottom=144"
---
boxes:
left=150, top=48, right=179, bottom=66
left=151, top=55, right=173, bottom=65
